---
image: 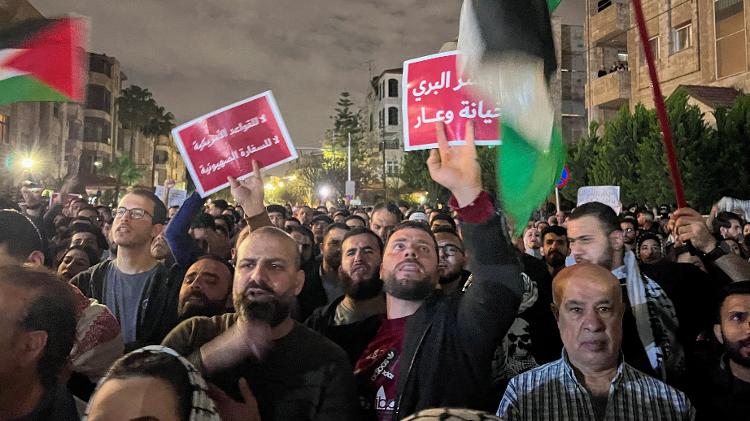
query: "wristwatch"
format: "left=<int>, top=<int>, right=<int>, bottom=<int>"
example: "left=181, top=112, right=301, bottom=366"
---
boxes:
left=696, top=243, right=728, bottom=263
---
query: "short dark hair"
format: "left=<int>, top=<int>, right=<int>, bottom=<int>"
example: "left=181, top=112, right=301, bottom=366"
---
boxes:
left=214, top=214, right=235, bottom=233
left=286, top=225, right=314, bottom=244
left=345, top=215, right=366, bottom=225
left=311, top=214, right=334, bottom=226
left=342, top=227, right=384, bottom=254
left=104, top=350, right=192, bottom=421
left=61, top=245, right=100, bottom=270
left=541, top=225, right=567, bottom=240
left=333, top=209, right=351, bottom=218
left=323, top=222, right=350, bottom=242
left=432, top=225, right=461, bottom=238
left=266, top=204, right=287, bottom=217
left=0, top=265, right=76, bottom=387
left=128, top=189, right=167, bottom=225
left=386, top=220, right=438, bottom=255
left=372, top=203, right=403, bottom=222
left=285, top=217, right=301, bottom=225
left=194, top=254, right=235, bottom=279
left=0, top=209, right=43, bottom=260
left=620, top=216, right=638, bottom=227
left=716, top=281, right=750, bottom=323
left=569, top=202, right=620, bottom=234
left=211, top=199, right=229, bottom=211
left=70, top=222, right=108, bottom=251
left=430, top=213, right=456, bottom=230
left=713, top=211, right=743, bottom=235
left=190, top=212, right=216, bottom=230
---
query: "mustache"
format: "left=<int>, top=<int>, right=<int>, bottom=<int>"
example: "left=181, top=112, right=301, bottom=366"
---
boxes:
left=397, top=258, right=424, bottom=270
left=184, top=291, right=208, bottom=303
left=241, top=282, right=276, bottom=296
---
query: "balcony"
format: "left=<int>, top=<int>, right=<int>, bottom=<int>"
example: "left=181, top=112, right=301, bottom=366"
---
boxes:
left=589, top=70, right=631, bottom=108
left=590, top=2, right=629, bottom=48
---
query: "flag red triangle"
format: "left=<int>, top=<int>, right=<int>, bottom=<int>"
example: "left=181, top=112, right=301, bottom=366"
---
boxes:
left=4, top=18, right=86, bottom=100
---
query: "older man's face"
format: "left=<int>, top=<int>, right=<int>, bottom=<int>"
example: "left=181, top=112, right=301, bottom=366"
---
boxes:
left=554, top=264, right=624, bottom=372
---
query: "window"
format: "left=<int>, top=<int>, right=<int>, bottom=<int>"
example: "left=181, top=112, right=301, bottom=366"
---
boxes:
left=53, top=103, right=61, bottom=118
left=67, top=120, right=81, bottom=141
left=89, top=55, right=112, bottom=77
left=386, top=160, right=399, bottom=175
left=379, top=109, right=384, bottom=128
left=617, top=53, right=629, bottom=63
left=597, top=0, right=612, bottom=13
left=672, top=22, right=692, bottom=53
left=83, top=117, right=111, bottom=144
left=86, top=85, right=112, bottom=113
left=0, top=114, right=9, bottom=144
left=384, top=137, right=400, bottom=149
left=388, top=107, right=398, bottom=126
left=640, top=35, right=660, bottom=64
left=388, top=79, right=399, bottom=97
left=715, top=0, right=747, bottom=78
left=155, top=150, right=168, bottom=164
left=369, top=113, right=373, bottom=131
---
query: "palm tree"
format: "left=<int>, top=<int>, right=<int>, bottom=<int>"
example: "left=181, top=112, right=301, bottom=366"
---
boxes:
left=117, top=86, right=158, bottom=154
left=102, top=156, right=145, bottom=205
left=143, top=106, right=176, bottom=186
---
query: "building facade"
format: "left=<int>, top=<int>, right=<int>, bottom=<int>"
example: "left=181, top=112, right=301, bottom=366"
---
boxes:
left=585, top=0, right=750, bottom=125
left=365, top=68, right=405, bottom=187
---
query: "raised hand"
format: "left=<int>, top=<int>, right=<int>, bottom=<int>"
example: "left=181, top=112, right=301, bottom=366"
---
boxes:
left=228, top=160, right=265, bottom=217
left=673, top=207, right=716, bottom=253
left=208, top=378, right=261, bottom=421
left=426, top=121, right=482, bottom=207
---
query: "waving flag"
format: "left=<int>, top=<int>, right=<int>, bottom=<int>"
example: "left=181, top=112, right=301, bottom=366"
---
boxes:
left=0, top=17, right=87, bottom=106
left=457, top=0, right=565, bottom=232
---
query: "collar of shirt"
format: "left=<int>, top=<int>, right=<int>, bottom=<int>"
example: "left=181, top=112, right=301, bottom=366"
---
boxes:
left=560, top=350, right=626, bottom=393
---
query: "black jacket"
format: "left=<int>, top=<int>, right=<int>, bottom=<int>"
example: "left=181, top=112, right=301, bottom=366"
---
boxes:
left=72, top=259, right=183, bottom=352
left=305, top=295, right=385, bottom=365
left=393, top=212, right=523, bottom=419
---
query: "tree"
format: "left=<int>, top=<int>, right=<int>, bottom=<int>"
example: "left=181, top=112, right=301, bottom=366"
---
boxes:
left=715, top=94, right=750, bottom=201
left=117, top=86, right=158, bottom=153
left=102, top=156, right=145, bottom=205
left=143, top=106, right=176, bottom=186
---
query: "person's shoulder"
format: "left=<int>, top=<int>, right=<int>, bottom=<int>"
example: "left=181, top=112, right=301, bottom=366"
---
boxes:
left=621, top=362, right=690, bottom=398
left=510, top=358, right=566, bottom=385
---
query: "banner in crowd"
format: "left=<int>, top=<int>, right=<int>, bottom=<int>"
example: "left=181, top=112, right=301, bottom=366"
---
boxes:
left=577, top=185, right=622, bottom=214
left=402, top=51, right=501, bottom=151
left=172, top=91, right=298, bottom=197
left=154, top=186, right=187, bottom=208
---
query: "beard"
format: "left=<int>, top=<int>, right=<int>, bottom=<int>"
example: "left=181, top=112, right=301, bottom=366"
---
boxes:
left=324, top=252, right=342, bottom=271
left=545, top=250, right=566, bottom=270
left=383, top=266, right=435, bottom=301
left=438, top=267, right=463, bottom=285
left=233, top=283, right=291, bottom=327
left=724, top=334, right=750, bottom=368
left=178, top=292, right=227, bottom=320
left=341, top=264, right=383, bottom=301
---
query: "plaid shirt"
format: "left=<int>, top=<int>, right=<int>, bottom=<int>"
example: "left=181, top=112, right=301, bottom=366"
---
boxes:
left=497, top=352, right=695, bottom=421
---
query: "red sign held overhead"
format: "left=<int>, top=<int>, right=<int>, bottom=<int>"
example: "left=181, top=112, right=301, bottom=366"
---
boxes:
left=402, top=51, right=501, bottom=151
left=172, top=91, right=298, bottom=197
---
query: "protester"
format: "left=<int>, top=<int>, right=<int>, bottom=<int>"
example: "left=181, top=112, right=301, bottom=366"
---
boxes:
left=162, top=226, right=358, bottom=420
left=522, top=226, right=542, bottom=258
left=497, top=263, right=695, bottom=420
left=177, top=255, right=234, bottom=320
left=72, top=189, right=182, bottom=351
left=430, top=213, right=456, bottom=231
left=620, top=216, right=638, bottom=251
left=70, top=222, right=108, bottom=261
left=306, top=227, right=386, bottom=364
left=345, top=214, right=367, bottom=228
left=57, top=244, right=101, bottom=282
left=354, top=123, right=522, bottom=419
left=0, top=264, right=78, bottom=420
left=370, top=203, right=401, bottom=243
left=688, top=281, right=750, bottom=420
left=713, top=211, right=744, bottom=243
left=295, top=205, right=314, bottom=226
left=636, top=232, right=664, bottom=264
left=266, top=204, right=287, bottom=229
left=84, top=345, right=220, bottom=421
left=296, top=222, right=350, bottom=321
left=540, top=225, right=568, bottom=277
left=310, top=213, right=334, bottom=246
left=433, top=226, right=469, bottom=295
left=207, top=199, right=228, bottom=217
left=637, top=209, right=661, bottom=235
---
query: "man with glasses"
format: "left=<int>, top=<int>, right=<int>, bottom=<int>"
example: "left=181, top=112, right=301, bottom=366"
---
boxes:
left=620, top=216, right=638, bottom=251
left=72, top=189, right=182, bottom=351
left=433, top=226, right=469, bottom=295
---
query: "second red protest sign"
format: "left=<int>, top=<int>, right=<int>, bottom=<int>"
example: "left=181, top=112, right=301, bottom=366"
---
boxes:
left=172, top=91, right=298, bottom=197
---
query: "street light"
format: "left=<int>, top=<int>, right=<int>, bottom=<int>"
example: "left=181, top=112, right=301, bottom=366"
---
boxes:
left=21, top=157, right=34, bottom=170
left=319, top=185, right=332, bottom=199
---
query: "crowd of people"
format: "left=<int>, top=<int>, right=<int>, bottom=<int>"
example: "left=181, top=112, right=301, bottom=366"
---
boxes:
left=1, top=126, right=750, bottom=421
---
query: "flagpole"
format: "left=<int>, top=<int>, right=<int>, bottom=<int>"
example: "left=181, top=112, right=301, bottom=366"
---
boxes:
left=632, top=0, right=687, bottom=208
left=555, top=187, right=560, bottom=213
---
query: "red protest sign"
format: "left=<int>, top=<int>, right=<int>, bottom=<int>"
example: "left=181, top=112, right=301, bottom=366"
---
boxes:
left=172, top=91, right=298, bottom=197
left=402, top=51, right=501, bottom=151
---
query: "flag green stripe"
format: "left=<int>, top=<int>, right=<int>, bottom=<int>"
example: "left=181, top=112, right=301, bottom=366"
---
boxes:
left=498, top=123, right=566, bottom=233
left=0, top=75, right=70, bottom=105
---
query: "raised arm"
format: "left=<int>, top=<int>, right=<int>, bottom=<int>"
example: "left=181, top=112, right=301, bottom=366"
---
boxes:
left=427, top=122, right=523, bottom=363
left=164, top=191, right=206, bottom=268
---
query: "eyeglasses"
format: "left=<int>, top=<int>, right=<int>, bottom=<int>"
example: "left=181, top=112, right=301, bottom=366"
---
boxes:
left=114, top=207, right=152, bottom=220
left=623, top=228, right=635, bottom=233
left=438, top=244, right=463, bottom=257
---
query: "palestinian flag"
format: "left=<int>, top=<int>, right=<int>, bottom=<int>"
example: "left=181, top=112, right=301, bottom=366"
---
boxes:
left=0, top=17, right=87, bottom=106
left=457, top=0, right=565, bottom=233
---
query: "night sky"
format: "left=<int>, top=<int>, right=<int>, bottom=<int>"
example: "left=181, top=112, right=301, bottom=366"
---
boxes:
left=36, top=0, right=583, bottom=150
